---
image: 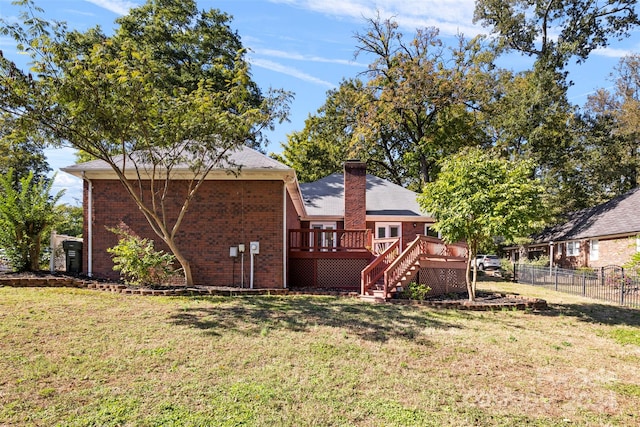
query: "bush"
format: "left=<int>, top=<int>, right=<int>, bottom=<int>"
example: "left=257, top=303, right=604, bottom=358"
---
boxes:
left=402, top=282, right=431, bottom=300
left=0, top=170, right=64, bottom=271
left=500, top=258, right=514, bottom=280
left=624, top=251, right=640, bottom=275
left=107, top=223, right=180, bottom=287
left=519, top=255, right=550, bottom=267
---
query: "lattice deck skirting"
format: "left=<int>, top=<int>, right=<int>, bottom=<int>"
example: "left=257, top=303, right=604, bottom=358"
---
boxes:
left=415, top=267, right=467, bottom=296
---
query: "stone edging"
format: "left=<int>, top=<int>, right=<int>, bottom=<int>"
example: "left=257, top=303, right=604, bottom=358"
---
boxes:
left=0, top=276, right=547, bottom=310
left=389, top=294, right=548, bottom=310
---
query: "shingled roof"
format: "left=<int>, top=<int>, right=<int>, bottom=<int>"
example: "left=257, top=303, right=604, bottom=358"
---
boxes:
left=534, top=187, right=640, bottom=243
left=299, top=173, right=431, bottom=218
left=62, top=145, right=290, bottom=176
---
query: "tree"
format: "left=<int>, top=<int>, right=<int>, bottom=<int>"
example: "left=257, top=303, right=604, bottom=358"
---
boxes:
left=274, top=78, right=409, bottom=184
left=0, top=0, right=291, bottom=285
left=474, top=0, right=640, bottom=214
left=0, top=169, right=63, bottom=271
left=0, top=119, right=50, bottom=184
left=53, top=204, right=83, bottom=237
left=418, top=148, right=546, bottom=301
left=576, top=54, right=640, bottom=205
left=485, top=68, right=583, bottom=215
left=277, top=17, right=498, bottom=190
left=473, top=0, right=639, bottom=72
left=353, top=18, right=498, bottom=188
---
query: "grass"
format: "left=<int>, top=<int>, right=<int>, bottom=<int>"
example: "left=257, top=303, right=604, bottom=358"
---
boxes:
left=1, top=282, right=639, bottom=426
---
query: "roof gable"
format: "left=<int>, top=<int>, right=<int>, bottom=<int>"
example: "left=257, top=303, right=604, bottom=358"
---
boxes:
left=299, top=173, right=430, bottom=219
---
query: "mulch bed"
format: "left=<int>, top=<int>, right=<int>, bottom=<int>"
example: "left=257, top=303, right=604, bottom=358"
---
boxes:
left=0, top=271, right=547, bottom=310
left=393, top=291, right=548, bottom=311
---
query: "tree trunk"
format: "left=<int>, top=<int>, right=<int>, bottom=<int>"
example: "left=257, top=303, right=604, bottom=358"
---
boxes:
left=465, top=257, right=476, bottom=302
left=28, top=233, right=41, bottom=271
left=163, top=236, right=193, bottom=287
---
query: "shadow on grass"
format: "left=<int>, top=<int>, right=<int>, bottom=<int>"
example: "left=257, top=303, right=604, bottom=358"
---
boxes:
left=536, top=302, right=640, bottom=327
left=168, top=296, right=463, bottom=342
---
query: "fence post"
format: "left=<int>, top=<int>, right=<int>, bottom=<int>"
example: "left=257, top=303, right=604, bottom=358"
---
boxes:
left=620, top=268, right=625, bottom=306
left=554, top=266, right=558, bottom=291
left=582, top=274, right=586, bottom=296
left=600, top=267, right=605, bottom=288
left=513, top=262, right=517, bottom=283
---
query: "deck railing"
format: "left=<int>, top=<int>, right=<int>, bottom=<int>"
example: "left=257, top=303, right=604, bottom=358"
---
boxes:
left=361, top=239, right=400, bottom=295
left=371, top=237, right=399, bottom=255
left=289, top=229, right=371, bottom=252
left=382, top=235, right=468, bottom=298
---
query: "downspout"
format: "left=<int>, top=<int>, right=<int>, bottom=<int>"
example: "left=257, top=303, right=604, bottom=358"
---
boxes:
left=81, top=172, right=93, bottom=277
left=283, top=183, right=287, bottom=289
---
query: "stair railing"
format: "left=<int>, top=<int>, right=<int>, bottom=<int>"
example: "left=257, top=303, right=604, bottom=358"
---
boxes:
left=361, top=239, right=400, bottom=295
left=383, top=236, right=469, bottom=298
left=383, top=235, right=424, bottom=297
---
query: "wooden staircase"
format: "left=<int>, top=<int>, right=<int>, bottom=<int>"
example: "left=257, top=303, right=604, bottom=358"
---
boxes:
left=360, top=235, right=467, bottom=302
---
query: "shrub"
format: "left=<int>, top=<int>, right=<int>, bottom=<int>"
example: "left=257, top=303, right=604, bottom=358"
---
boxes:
left=403, top=282, right=431, bottom=300
left=519, top=255, right=550, bottom=267
left=624, top=250, right=640, bottom=275
left=500, top=258, right=514, bottom=280
left=107, top=223, right=180, bottom=287
left=0, top=170, right=64, bottom=271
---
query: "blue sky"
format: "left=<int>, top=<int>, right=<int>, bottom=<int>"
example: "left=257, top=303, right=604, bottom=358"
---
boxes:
left=1, top=0, right=639, bottom=205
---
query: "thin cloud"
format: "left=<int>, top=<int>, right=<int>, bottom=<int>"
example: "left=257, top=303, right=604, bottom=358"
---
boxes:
left=84, top=0, right=137, bottom=16
left=254, top=48, right=367, bottom=67
left=593, top=46, right=637, bottom=59
left=269, top=0, right=482, bottom=37
left=64, top=9, right=97, bottom=17
left=250, top=58, right=336, bottom=88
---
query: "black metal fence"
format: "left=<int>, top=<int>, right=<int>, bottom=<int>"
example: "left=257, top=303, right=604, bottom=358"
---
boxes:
left=515, top=264, right=640, bottom=308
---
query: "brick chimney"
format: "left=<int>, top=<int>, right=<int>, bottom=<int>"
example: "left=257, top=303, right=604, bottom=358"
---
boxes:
left=344, top=160, right=367, bottom=230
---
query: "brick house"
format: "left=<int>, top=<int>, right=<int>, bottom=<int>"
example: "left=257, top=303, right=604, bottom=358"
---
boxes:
left=63, top=147, right=466, bottom=297
left=505, top=187, right=640, bottom=269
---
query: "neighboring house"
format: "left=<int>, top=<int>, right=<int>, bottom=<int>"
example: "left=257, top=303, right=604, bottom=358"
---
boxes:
left=505, top=187, right=640, bottom=269
left=62, top=148, right=466, bottom=298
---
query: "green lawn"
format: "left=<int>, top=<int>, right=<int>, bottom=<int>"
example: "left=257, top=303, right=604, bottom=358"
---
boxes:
left=1, top=282, right=639, bottom=426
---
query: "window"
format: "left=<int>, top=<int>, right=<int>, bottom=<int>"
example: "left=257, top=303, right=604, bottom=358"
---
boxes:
left=375, top=223, right=400, bottom=239
left=566, top=241, right=581, bottom=257
left=590, top=239, right=599, bottom=261
left=425, top=225, right=440, bottom=238
left=310, top=223, right=336, bottom=251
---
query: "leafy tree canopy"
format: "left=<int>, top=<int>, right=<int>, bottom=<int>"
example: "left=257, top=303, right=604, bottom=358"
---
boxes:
left=0, top=0, right=291, bottom=285
left=0, top=169, right=63, bottom=271
left=278, top=17, right=499, bottom=190
left=474, top=0, right=639, bottom=72
left=418, top=148, right=546, bottom=300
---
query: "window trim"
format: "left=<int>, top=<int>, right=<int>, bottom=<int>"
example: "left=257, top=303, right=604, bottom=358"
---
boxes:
left=424, top=225, right=441, bottom=238
left=375, top=222, right=401, bottom=240
left=566, top=241, right=581, bottom=257
left=589, top=239, right=599, bottom=261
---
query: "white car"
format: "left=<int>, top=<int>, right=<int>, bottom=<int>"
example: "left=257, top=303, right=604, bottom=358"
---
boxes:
left=472, top=254, right=501, bottom=270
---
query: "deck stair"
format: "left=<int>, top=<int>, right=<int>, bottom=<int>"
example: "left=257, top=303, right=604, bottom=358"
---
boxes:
left=360, top=235, right=467, bottom=302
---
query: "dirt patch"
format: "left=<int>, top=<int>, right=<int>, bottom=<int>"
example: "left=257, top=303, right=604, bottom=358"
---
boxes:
left=394, top=291, right=548, bottom=311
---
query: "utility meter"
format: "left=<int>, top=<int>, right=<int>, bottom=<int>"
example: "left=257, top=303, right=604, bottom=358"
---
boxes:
left=250, top=241, right=260, bottom=254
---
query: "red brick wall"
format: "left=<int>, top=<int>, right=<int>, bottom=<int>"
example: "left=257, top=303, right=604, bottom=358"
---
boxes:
left=402, top=221, right=427, bottom=249
left=84, top=179, right=287, bottom=288
left=344, top=161, right=366, bottom=230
